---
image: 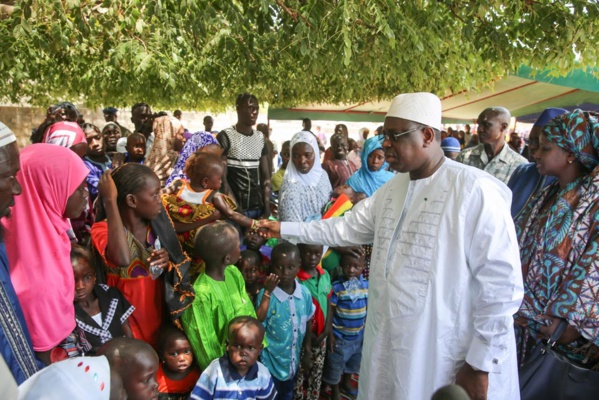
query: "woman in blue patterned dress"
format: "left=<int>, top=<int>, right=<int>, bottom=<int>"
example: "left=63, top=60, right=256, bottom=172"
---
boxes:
left=515, top=109, right=599, bottom=369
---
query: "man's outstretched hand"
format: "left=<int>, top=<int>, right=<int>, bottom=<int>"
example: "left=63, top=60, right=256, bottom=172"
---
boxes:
left=256, top=220, right=281, bottom=239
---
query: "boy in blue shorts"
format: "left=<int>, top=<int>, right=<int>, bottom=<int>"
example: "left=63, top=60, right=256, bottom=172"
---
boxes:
left=256, top=242, right=314, bottom=400
left=322, top=251, right=368, bottom=400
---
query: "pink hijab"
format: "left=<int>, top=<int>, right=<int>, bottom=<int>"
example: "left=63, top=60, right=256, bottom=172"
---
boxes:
left=3, top=144, right=89, bottom=351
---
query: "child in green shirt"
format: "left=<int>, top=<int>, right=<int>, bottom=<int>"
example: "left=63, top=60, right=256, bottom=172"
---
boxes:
left=181, top=221, right=257, bottom=370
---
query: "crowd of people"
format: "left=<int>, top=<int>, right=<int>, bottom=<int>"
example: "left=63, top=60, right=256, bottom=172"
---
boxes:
left=0, top=91, right=598, bottom=400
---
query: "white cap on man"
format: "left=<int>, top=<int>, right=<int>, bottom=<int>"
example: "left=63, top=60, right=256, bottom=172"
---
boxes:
left=386, top=92, right=443, bottom=131
left=0, top=122, right=16, bottom=147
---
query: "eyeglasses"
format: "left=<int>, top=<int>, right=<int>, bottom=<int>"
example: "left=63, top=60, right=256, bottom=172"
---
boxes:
left=382, top=127, right=422, bottom=142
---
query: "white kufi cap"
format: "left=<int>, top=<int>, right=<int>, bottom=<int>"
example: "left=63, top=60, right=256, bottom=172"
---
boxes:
left=0, top=122, right=17, bottom=147
left=386, top=92, right=442, bottom=131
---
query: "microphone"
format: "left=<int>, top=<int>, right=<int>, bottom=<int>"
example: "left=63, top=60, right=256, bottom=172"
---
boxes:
left=431, top=384, right=470, bottom=400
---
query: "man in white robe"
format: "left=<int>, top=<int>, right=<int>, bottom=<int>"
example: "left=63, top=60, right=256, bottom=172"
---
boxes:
left=259, top=93, right=523, bottom=400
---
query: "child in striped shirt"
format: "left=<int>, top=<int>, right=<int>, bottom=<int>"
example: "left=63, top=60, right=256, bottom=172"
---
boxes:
left=191, top=316, right=276, bottom=400
left=322, top=252, right=368, bottom=400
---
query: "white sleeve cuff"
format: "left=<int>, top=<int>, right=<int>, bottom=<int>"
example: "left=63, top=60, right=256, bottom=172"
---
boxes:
left=465, top=336, right=503, bottom=374
left=280, top=222, right=301, bottom=244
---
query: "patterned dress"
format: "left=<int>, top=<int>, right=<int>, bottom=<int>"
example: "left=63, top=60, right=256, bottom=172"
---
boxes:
left=295, top=267, right=332, bottom=400
left=162, top=180, right=237, bottom=279
left=75, top=284, right=135, bottom=354
left=0, top=244, right=40, bottom=384
left=515, top=109, right=599, bottom=369
left=91, top=222, right=164, bottom=348
left=279, top=172, right=332, bottom=222
left=515, top=171, right=599, bottom=369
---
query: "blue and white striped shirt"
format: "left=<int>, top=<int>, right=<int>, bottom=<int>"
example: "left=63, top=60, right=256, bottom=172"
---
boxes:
left=331, top=275, right=368, bottom=340
left=191, top=355, right=276, bottom=400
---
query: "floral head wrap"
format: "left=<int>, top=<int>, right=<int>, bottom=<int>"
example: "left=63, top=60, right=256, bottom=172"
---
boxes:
left=543, top=109, right=599, bottom=170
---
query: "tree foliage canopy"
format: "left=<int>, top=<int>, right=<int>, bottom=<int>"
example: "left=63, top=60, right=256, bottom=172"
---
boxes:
left=1, top=0, right=598, bottom=110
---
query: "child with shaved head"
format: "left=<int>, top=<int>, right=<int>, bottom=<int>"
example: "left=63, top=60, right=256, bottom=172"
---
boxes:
left=181, top=221, right=257, bottom=371
left=191, top=316, right=276, bottom=399
left=98, top=337, right=159, bottom=400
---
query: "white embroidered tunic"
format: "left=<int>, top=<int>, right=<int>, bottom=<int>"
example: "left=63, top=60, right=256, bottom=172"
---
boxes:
left=281, top=160, right=524, bottom=400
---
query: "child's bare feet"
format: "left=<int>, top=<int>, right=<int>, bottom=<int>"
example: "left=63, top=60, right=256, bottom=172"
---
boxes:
left=339, top=374, right=358, bottom=399
left=329, top=384, right=341, bottom=400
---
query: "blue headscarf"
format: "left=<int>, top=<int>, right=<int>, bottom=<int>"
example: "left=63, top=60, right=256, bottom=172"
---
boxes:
left=347, top=136, right=394, bottom=197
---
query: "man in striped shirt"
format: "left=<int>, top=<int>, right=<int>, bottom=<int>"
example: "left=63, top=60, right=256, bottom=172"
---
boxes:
left=323, top=252, right=368, bottom=400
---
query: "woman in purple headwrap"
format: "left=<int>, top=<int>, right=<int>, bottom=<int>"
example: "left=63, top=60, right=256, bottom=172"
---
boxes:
left=514, top=109, right=599, bottom=369
left=165, top=131, right=219, bottom=187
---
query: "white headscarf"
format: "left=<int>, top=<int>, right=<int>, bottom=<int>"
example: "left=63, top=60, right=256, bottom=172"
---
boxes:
left=18, top=356, right=111, bottom=400
left=283, top=131, right=325, bottom=187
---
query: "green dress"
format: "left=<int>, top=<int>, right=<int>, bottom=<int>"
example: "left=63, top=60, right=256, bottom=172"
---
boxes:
left=181, top=265, right=256, bottom=370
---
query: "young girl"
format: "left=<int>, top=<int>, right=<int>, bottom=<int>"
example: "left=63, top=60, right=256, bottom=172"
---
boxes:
left=91, top=163, right=195, bottom=349
left=4, top=143, right=89, bottom=365
left=346, top=135, right=394, bottom=197
left=71, top=244, right=134, bottom=354
left=157, top=324, right=201, bottom=399
left=163, top=152, right=261, bottom=277
left=295, top=244, right=332, bottom=400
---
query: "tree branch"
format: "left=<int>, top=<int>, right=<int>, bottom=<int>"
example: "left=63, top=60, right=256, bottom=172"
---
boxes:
left=274, top=0, right=313, bottom=29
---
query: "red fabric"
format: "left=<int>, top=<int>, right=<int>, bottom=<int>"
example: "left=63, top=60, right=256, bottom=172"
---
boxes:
left=323, top=147, right=334, bottom=162
left=296, top=265, right=325, bottom=280
left=322, top=159, right=358, bottom=189
left=91, top=222, right=109, bottom=258
left=297, top=265, right=329, bottom=335
left=92, top=222, right=165, bottom=349
left=106, top=274, right=163, bottom=349
left=310, top=297, right=326, bottom=336
left=157, top=364, right=201, bottom=395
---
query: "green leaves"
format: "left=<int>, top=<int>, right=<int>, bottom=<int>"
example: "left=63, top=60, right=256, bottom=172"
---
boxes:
left=0, top=0, right=598, bottom=110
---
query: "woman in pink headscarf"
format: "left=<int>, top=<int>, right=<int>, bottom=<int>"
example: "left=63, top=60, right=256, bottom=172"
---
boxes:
left=3, top=144, right=89, bottom=364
